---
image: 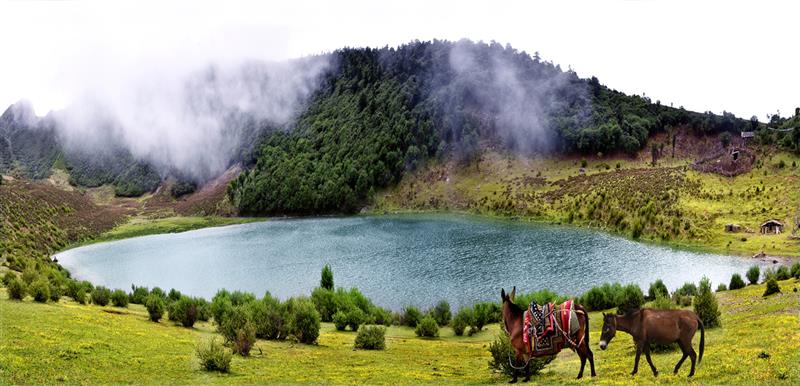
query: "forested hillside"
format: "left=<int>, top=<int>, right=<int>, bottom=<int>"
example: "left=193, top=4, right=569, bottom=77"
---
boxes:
left=229, top=40, right=761, bottom=215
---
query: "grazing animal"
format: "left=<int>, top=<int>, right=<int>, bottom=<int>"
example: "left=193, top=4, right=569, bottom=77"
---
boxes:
left=599, top=309, right=704, bottom=377
left=500, top=287, right=596, bottom=382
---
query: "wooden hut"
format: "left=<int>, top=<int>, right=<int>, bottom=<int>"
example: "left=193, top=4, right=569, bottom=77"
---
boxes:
left=760, top=220, right=784, bottom=234
left=724, top=223, right=742, bottom=232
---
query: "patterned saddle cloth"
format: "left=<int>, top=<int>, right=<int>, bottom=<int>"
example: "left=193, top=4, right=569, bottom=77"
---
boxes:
left=523, top=300, right=578, bottom=357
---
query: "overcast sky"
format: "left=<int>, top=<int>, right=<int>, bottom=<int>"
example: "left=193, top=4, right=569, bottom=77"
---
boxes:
left=1, top=0, right=797, bottom=120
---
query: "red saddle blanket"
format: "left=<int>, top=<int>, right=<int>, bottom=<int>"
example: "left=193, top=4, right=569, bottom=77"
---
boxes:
left=523, top=300, right=574, bottom=357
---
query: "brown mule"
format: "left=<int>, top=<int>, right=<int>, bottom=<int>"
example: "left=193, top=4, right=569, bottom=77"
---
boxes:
left=599, top=309, right=705, bottom=377
left=501, top=287, right=596, bottom=382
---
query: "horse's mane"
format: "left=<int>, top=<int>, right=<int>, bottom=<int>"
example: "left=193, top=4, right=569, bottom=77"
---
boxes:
left=505, top=300, right=524, bottom=315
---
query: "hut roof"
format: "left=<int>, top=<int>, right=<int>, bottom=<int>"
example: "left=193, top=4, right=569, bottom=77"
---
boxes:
left=760, top=219, right=784, bottom=227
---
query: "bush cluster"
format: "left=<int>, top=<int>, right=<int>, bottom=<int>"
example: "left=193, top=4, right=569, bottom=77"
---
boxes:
left=111, top=289, right=129, bottom=307
left=488, top=330, right=554, bottom=377
left=354, top=325, right=386, bottom=350
left=746, top=265, right=760, bottom=285
left=763, top=277, right=781, bottom=297
left=91, top=286, right=111, bottom=306
left=30, top=279, right=51, bottom=303
left=414, top=315, right=439, bottom=337
left=145, top=294, right=166, bottom=322
left=729, top=273, right=745, bottom=290
left=693, top=277, right=721, bottom=328
left=196, top=337, right=232, bottom=373
left=578, top=282, right=644, bottom=312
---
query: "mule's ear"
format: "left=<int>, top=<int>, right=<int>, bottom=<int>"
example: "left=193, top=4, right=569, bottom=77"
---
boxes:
left=501, top=288, right=506, bottom=301
left=510, top=286, right=516, bottom=301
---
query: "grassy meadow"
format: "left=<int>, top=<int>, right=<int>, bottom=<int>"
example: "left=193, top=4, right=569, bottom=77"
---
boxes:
left=374, top=147, right=800, bottom=257
left=2, top=279, right=798, bottom=385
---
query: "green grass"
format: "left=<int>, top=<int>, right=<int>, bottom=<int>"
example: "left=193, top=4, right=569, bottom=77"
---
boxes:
left=2, top=280, right=798, bottom=384
left=82, top=216, right=265, bottom=245
left=374, top=150, right=800, bottom=257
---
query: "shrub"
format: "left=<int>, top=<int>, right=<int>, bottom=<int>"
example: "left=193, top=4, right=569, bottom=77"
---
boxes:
left=651, top=293, right=676, bottom=310
left=145, top=294, right=166, bottom=322
left=7, top=277, right=26, bottom=300
left=91, top=286, right=111, bottom=306
left=775, top=265, right=791, bottom=281
left=354, top=325, right=386, bottom=350
left=403, top=306, right=422, bottom=327
left=172, top=296, right=199, bottom=327
left=168, top=288, right=183, bottom=302
left=431, top=300, right=452, bottom=326
left=763, top=277, right=781, bottom=297
left=729, top=273, right=746, bottom=290
left=2, top=271, right=16, bottom=286
left=287, top=297, right=321, bottom=344
left=647, top=279, right=669, bottom=300
left=196, top=337, right=232, bottom=373
left=49, top=283, right=62, bottom=302
left=21, top=267, right=38, bottom=285
left=746, top=265, right=760, bottom=285
left=452, top=307, right=475, bottom=336
left=130, top=285, right=149, bottom=304
left=195, top=298, right=211, bottom=321
left=617, top=284, right=645, bottom=314
left=415, top=315, right=439, bottom=337
left=488, top=330, right=554, bottom=377
left=581, top=283, right=624, bottom=311
left=211, top=290, right=234, bottom=326
left=66, top=280, right=91, bottom=302
left=111, top=289, right=129, bottom=307
left=74, top=288, right=87, bottom=304
left=320, top=264, right=334, bottom=290
left=332, top=310, right=348, bottom=331
left=311, top=287, right=336, bottom=322
left=220, top=306, right=251, bottom=342
left=233, top=322, right=257, bottom=356
left=346, top=308, right=367, bottom=331
left=674, top=295, right=692, bottom=307
left=674, top=282, right=698, bottom=297
left=513, top=289, right=566, bottom=310
left=716, top=283, right=727, bottom=292
left=253, top=293, right=288, bottom=340
left=150, top=287, right=166, bottom=300
left=30, top=279, right=51, bottom=303
left=693, top=277, right=721, bottom=328
left=369, top=306, right=393, bottom=326
left=229, top=291, right=256, bottom=306
left=791, top=262, right=800, bottom=279
left=475, top=302, right=495, bottom=331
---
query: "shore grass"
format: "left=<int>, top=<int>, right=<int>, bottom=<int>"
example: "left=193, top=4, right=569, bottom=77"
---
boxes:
left=2, top=279, right=798, bottom=384
left=80, top=216, right=265, bottom=246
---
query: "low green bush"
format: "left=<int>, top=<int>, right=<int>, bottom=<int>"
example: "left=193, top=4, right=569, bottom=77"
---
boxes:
left=311, top=287, right=336, bottom=322
left=111, top=289, right=129, bottom=307
left=220, top=306, right=250, bottom=343
left=196, top=337, right=232, bottom=373
left=763, top=277, right=781, bottom=297
left=211, top=290, right=234, bottom=327
left=791, top=262, right=800, bottom=279
left=8, top=277, right=27, bottom=300
left=674, top=282, right=698, bottom=297
left=775, top=266, right=791, bottom=281
left=473, top=303, right=491, bottom=331
left=171, top=296, right=199, bottom=327
left=229, top=290, right=256, bottom=306
left=488, top=330, right=554, bottom=377
left=195, top=298, right=211, bottom=321
left=694, top=277, right=721, bottom=328
left=746, top=265, right=760, bottom=285
left=91, top=286, right=111, bottom=306
left=651, top=293, right=676, bottom=310
left=145, top=294, right=165, bottom=322
left=150, top=287, right=166, bottom=300
left=354, top=325, right=386, bottom=350
left=403, top=305, right=422, bottom=327
left=130, top=285, right=149, bottom=304
left=75, top=288, right=87, bottom=304
left=617, top=284, right=645, bottom=314
left=252, top=293, right=288, bottom=340
left=21, top=267, right=38, bottom=285
left=30, top=279, right=51, bottom=303
left=2, top=272, right=16, bottom=286
left=430, top=300, right=452, bottom=327
left=415, top=315, right=439, bottom=337
left=346, top=308, right=367, bottom=331
left=581, top=282, right=624, bottom=311
left=452, top=307, right=475, bottom=336
left=332, top=310, right=348, bottom=331
left=716, top=283, right=727, bottom=292
left=729, top=273, right=746, bottom=290
left=287, top=297, right=321, bottom=344
left=49, top=283, right=62, bottom=302
left=647, top=279, right=668, bottom=300
left=369, top=306, right=393, bottom=326
left=168, top=288, right=183, bottom=302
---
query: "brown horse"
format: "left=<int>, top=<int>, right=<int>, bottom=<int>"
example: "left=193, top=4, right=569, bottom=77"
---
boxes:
left=500, top=287, right=596, bottom=382
left=599, top=309, right=704, bottom=377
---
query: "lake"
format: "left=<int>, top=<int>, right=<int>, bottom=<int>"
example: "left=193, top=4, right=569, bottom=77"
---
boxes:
left=56, top=214, right=761, bottom=309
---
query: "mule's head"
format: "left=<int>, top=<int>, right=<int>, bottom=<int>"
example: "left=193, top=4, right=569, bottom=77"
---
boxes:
left=500, top=286, right=516, bottom=304
left=599, top=312, right=617, bottom=350
left=500, top=287, right=519, bottom=333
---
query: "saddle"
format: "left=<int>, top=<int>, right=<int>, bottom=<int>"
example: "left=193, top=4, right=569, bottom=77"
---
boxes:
left=522, top=300, right=577, bottom=357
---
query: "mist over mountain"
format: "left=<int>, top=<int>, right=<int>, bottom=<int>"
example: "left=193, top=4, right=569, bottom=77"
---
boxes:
left=2, top=39, right=765, bottom=205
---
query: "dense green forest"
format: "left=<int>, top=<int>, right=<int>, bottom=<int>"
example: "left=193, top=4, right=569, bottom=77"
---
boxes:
left=229, top=40, right=771, bottom=215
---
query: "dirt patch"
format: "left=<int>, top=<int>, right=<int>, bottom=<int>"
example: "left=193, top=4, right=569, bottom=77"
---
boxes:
left=692, top=147, right=756, bottom=177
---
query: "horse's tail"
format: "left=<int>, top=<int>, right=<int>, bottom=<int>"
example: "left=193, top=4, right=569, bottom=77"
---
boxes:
left=577, top=304, right=590, bottom=347
left=697, top=315, right=705, bottom=363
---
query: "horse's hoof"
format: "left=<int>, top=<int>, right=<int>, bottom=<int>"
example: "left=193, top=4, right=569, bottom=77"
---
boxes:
left=522, top=377, right=530, bottom=383
left=653, top=371, right=659, bottom=377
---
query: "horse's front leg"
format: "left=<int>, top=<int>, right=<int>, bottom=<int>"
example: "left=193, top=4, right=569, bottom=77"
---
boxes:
left=631, top=341, right=644, bottom=376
